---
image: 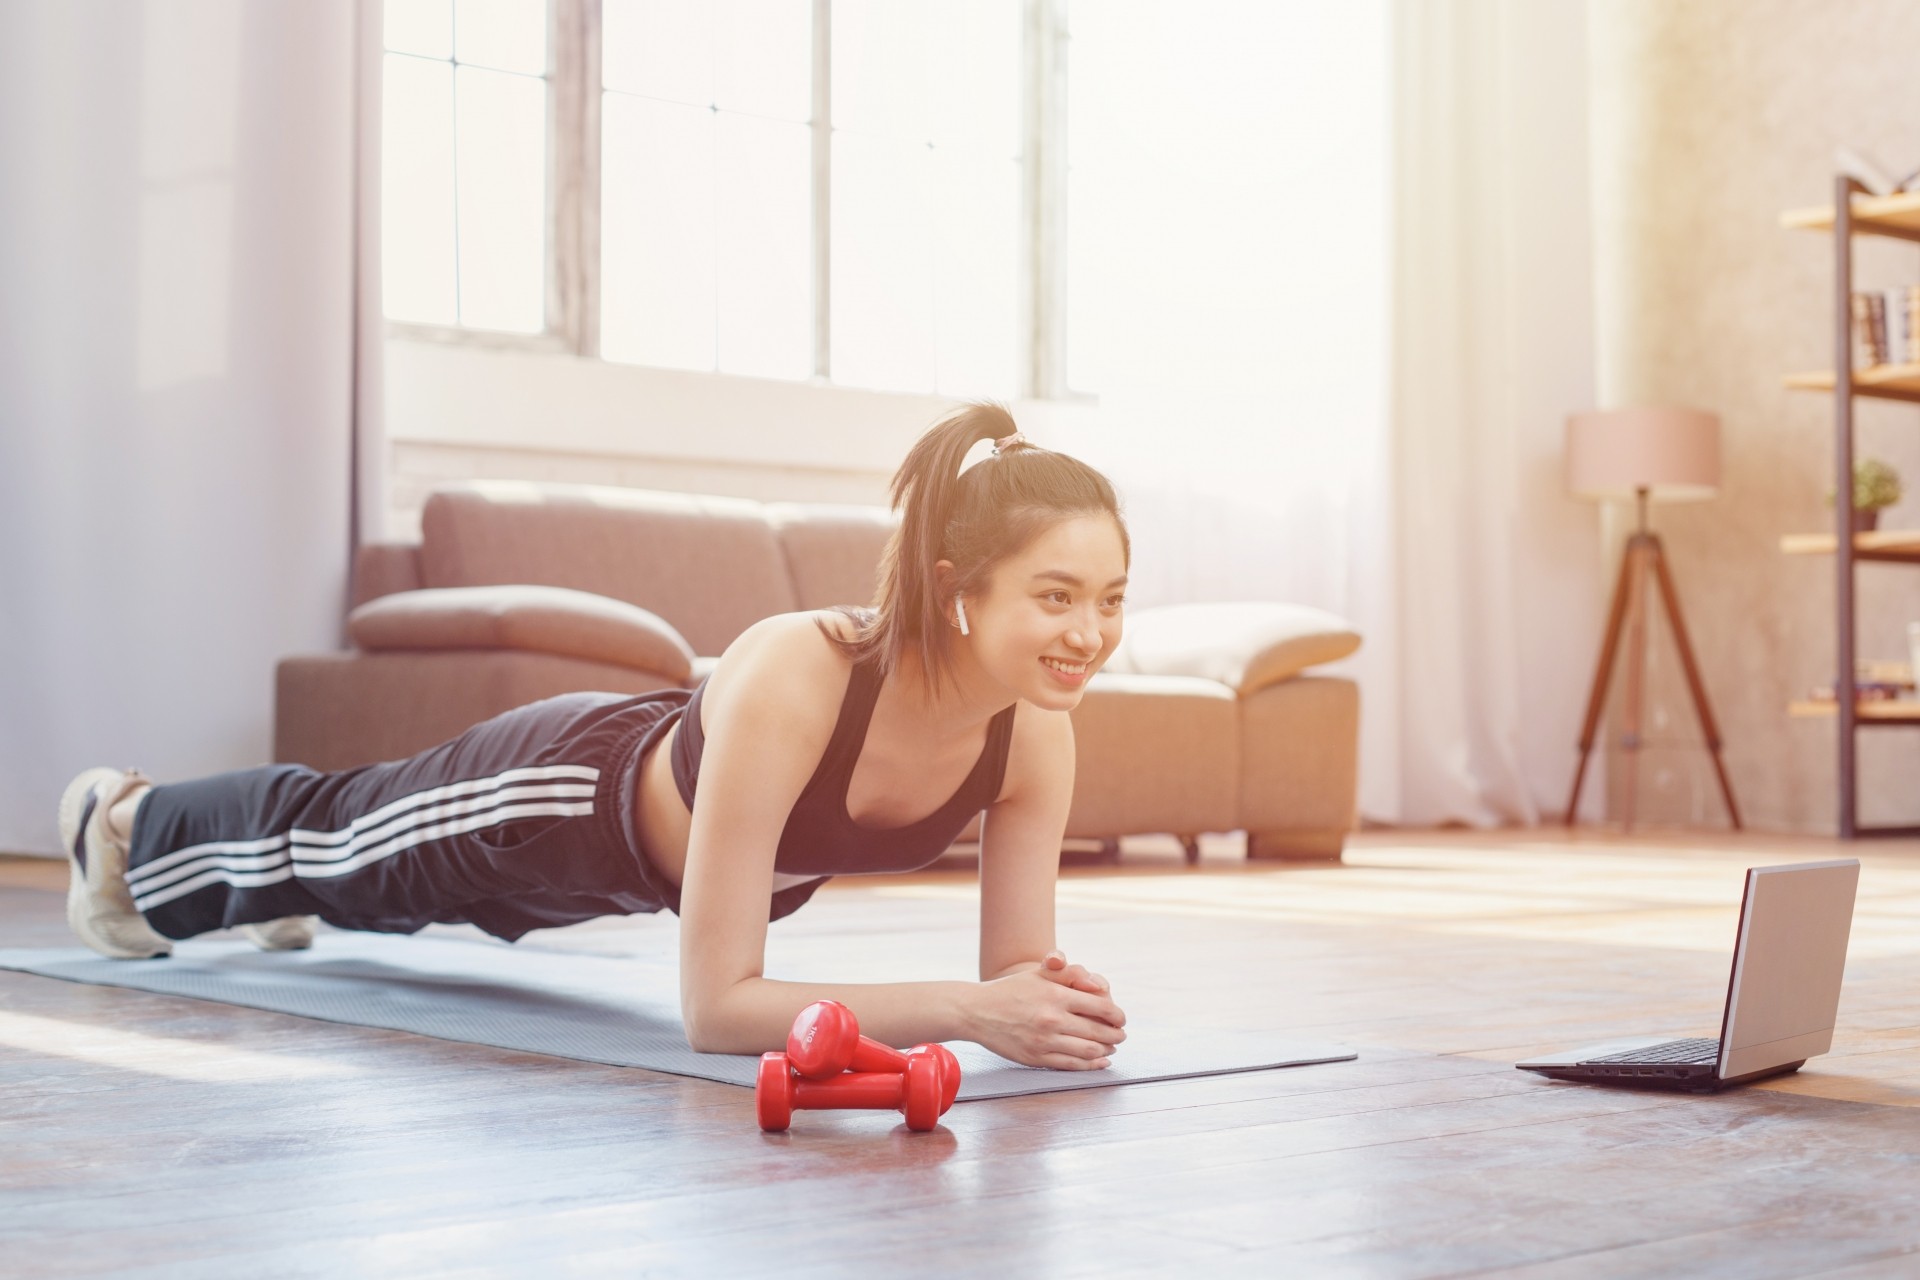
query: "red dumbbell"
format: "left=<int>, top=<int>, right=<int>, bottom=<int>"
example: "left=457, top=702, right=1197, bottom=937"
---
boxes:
left=785, top=1001, right=963, bottom=1110
left=906, top=1042, right=962, bottom=1113
left=785, top=999, right=909, bottom=1077
left=756, top=1050, right=946, bottom=1132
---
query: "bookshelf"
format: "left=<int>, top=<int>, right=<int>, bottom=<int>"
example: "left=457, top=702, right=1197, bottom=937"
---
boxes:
left=1778, top=530, right=1920, bottom=563
left=1781, top=175, right=1920, bottom=837
left=1788, top=700, right=1920, bottom=723
left=1783, top=365, right=1920, bottom=403
left=1781, top=190, right=1920, bottom=239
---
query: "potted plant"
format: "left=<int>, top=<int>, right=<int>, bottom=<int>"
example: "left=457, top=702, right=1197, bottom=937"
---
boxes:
left=1827, top=457, right=1904, bottom=532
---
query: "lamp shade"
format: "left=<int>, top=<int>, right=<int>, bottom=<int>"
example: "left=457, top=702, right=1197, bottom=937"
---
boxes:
left=1565, top=407, right=1721, bottom=502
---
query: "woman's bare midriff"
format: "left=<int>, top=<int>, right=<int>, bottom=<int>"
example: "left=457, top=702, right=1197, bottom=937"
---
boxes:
left=633, top=721, right=819, bottom=893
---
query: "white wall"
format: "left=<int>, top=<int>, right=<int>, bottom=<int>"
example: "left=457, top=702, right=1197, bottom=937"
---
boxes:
left=380, top=338, right=1101, bottom=536
left=0, top=0, right=355, bottom=855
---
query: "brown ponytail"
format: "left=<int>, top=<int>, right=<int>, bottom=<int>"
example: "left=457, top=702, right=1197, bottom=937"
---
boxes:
left=819, top=401, right=1129, bottom=698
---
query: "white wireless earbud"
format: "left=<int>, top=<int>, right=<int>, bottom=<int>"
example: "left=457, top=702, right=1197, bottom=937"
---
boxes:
left=955, top=598, right=970, bottom=636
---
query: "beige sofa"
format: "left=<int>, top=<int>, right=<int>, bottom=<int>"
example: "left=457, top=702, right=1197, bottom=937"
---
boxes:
left=275, top=482, right=1362, bottom=860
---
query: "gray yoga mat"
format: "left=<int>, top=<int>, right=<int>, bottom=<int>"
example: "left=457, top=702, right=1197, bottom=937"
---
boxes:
left=0, top=933, right=1354, bottom=1099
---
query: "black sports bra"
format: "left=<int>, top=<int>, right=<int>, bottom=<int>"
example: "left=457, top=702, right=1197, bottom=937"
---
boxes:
left=670, top=657, right=1018, bottom=876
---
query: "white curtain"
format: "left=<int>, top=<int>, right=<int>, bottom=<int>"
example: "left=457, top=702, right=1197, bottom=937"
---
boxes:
left=0, top=0, right=357, bottom=854
left=1384, top=0, right=1606, bottom=825
left=1054, top=0, right=1604, bottom=826
left=354, top=0, right=389, bottom=563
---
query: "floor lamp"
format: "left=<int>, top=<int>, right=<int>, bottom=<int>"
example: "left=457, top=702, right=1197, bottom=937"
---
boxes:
left=1563, top=407, right=1742, bottom=831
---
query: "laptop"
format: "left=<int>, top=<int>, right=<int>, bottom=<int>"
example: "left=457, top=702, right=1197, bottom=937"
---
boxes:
left=1517, top=859, right=1860, bottom=1092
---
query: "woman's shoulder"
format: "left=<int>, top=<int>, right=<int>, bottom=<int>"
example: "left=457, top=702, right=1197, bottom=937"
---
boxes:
left=699, top=610, right=858, bottom=731
left=1007, top=697, right=1074, bottom=754
left=722, top=608, right=861, bottom=667
left=996, top=697, right=1075, bottom=805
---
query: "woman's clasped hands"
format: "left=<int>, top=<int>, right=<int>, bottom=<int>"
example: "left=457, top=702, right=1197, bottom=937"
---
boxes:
left=967, top=949, right=1127, bottom=1070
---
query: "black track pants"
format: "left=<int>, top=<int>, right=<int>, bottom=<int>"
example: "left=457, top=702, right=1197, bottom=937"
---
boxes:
left=124, top=691, right=689, bottom=943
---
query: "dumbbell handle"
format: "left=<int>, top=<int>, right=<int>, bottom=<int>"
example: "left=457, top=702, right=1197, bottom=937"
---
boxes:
left=844, top=1036, right=908, bottom=1074
left=793, top=1070, right=911, bottom=1110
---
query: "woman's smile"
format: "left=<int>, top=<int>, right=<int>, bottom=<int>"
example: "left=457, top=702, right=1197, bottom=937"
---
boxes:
left=1039, top=656, right=1090, bottom=687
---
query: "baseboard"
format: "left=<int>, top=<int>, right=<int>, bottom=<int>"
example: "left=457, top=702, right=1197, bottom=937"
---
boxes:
left=1246, top=829, right=1347, bottom=861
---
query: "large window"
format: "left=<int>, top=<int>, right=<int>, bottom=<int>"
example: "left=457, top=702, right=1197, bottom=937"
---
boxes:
left=380, top=0, right=1075, bottom=399
left=599, top=0, right=813, bottom=380
left=382, top=0, right=551, bottom=334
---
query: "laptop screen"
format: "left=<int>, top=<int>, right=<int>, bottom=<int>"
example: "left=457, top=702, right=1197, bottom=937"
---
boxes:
left=1715, top=860, right=1859, bottom=1079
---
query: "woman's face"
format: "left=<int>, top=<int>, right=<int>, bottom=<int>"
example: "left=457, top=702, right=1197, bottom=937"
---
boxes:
left=960, top=513, right=1129, bottom=711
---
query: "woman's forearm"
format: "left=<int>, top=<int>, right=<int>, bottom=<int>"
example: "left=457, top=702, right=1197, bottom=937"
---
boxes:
left=683, top=976, right=979, bottom=1056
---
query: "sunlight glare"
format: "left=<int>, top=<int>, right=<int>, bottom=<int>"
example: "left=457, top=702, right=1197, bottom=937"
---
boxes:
left=0, top=1010, right=356, bottom=1083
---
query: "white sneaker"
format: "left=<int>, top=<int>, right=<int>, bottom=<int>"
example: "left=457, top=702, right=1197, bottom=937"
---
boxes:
left=241, top=917, right=318, bottom=951
left=58, top=768, right=173, bottom=960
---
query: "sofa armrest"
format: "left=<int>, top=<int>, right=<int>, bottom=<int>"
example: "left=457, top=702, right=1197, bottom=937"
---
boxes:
left=348, top=585, right=696, bottom=682
left=351, top=541, right=424, bottom=608
left=1106, top=602, right=1360, bottom=695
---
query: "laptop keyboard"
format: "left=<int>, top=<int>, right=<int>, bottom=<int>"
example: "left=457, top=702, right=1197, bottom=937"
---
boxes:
left=1583, top=1037, right=1721, bottom=1066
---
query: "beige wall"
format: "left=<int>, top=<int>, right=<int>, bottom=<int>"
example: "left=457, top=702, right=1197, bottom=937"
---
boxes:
left=1590, top=1, right=1920, bottom=832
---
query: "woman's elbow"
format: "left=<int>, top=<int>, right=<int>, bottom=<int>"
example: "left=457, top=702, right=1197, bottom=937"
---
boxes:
left=681, top=984, right=751, bottom=1054
left=682, top=998, right=723, bottom=1053
left=684, top=1018, right=760, bottom=1056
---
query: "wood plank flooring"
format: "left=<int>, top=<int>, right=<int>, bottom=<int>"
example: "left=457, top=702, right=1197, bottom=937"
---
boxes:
left=4, top=829, right=1920, bottom=1278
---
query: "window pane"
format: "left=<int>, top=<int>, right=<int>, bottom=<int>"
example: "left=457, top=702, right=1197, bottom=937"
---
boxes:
left=831, top=131, right=933, bottom=393
left=1064, top=0, right=1102, bottom=171
left=831, top=0, right=927, bottom=142
left=928, top=0, right=1021, bottom=158
left=1063, top=0, right=1107, bottom=390
left=385, top=0, right=451, bottom=59
left=382, top=53, right=457, bottom=325
left=603, top=0, right=713, bottom=106
left=600, top=94, right=717, bottom=370
left=716, top=0, right=811, bottom=122
left=932, top=150, right=1019, bottom=397
left=1064, top=163, right=1100, bottom=392
left=454, top=66, right=546, bottom=332
left=716, top=113, right=811, bottom=380
left=453, top=0, right=546, bottom=75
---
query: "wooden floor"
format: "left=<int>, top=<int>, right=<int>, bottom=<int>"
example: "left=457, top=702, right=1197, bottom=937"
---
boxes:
left=6, top=829, right=1920, bottom=1278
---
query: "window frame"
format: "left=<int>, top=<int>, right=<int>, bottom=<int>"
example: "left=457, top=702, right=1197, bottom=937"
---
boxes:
left=382, top=0, right=1076, bottom=399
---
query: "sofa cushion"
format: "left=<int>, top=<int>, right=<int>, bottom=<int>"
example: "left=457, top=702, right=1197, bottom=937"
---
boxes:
left=348, top=585, right=695, bottom=682
left=277, top=650, right=687, bottom=771
left=1237, top=675, right=1360, bottom=839
left=1105, top=602, right=1361, bottom=694
left=419, top=482, right=798, bottom=656
left=1066, top=674, right=1239, bottom=835
left=350, top=542, right=424, bottom=608
left=766, top=502, right=897, bottom=612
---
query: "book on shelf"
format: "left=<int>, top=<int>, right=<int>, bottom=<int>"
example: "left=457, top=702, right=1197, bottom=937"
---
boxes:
left=1854, top=292, right=1887, bottom=366
left=1836, top=146, right=1920, bottom=197
left=1808, top=682, right=1912, bottom=704
left=1848, top=289, right=1920, bottom=367
left=1810, top=661, right=1914, bottom=703
left=1890, top=287, right=1919, bottom=365
left=1858, top=659, right=1916, bottom=686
